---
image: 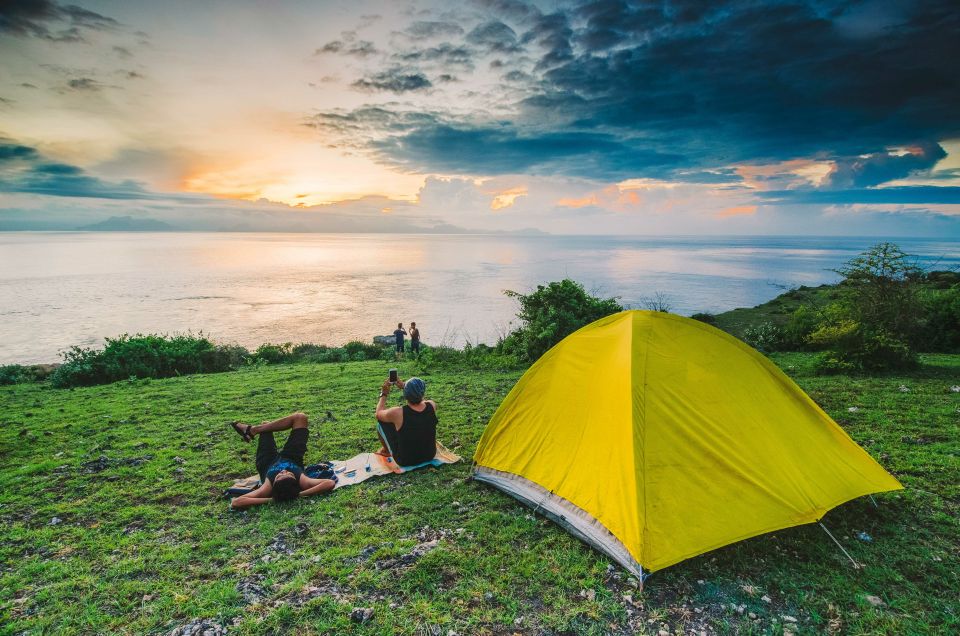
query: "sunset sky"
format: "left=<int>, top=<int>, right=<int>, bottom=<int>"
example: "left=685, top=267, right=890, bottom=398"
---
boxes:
left=1, top=0, right=958, bottom=235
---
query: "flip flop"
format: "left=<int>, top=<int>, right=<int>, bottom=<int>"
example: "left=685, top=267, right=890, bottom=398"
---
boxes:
left=229, top=421, right=253, bottom=442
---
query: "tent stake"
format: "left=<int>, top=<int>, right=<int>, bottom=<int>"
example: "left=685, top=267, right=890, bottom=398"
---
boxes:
left=819, top=522, right=860, bottom=569
left=868, top=495, right=879, bottom=509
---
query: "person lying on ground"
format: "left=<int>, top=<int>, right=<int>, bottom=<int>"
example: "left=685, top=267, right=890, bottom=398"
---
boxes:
left=375, top=376, right=438, bottom=467
left=228, top=412, right=335, bottom=509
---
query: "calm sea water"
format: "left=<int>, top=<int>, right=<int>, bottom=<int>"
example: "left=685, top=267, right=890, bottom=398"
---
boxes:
left=1, top=232, right=958, bottom=365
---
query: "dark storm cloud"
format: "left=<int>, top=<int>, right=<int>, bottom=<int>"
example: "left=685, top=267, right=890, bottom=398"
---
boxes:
left=823, top=142, right=948, bottom=189
left=0, top=139, right=158, bottom=200
left=351, top=69, right=432, bottom=93
left=313, top=0, right=960, bottom=200
left=0, top=0, right=119, bottom=41
left=403, top=21, right=465, bottom=39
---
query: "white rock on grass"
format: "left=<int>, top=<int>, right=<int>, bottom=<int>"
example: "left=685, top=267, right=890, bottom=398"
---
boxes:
left=865, top=595, right=886, bottom=607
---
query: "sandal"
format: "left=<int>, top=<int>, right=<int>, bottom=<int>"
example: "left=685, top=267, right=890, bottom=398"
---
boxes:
left=229, top=420, right=253, bottom=442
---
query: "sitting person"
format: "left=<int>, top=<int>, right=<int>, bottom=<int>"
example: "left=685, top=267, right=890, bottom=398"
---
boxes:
left=229, top=412, right=335, bottom=509
left=375, top=376, right=438, bottom=467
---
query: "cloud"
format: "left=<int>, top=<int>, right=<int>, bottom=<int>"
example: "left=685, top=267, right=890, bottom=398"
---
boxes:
left=393, top=43, right=475, bottom=71
left=716, top=205, right=758, bottom=219
left=466, top=21, right=522, bottom=53
left=0, top=139, right=166, bottom=200
left=402, top=21, right=464, bottom=39
left=0, top=0, right=119, bottom=41
left=67, top=77, right=101, bottom=91
left=351, top=69, right=432, bottom=93
left=757, top=186, right=960, bottom=205
left=315, top=39, right=379, bottom=58
left=823, top=142, right=948, bottom=188
left=313, top=0, right=960, bottom=189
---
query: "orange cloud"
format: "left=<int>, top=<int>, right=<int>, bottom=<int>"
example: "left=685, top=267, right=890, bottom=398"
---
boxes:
left=556, top=184, right=643, bottom=212
left=716, top=205, right=758, bottom=218
left=490, top=186, right=528, bottom=211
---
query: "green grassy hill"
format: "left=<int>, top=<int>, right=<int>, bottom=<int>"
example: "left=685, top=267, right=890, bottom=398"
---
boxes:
left=1, top=356, right=957, bottom=634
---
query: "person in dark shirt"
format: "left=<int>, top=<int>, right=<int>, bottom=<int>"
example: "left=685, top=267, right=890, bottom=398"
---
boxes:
left=375, top=376, right=438, bottom=467
left=393, top=322, right=407, bottom=359
left=409, top=321, right=421, bottom=356
left=228, top=413, right=335, bottom=509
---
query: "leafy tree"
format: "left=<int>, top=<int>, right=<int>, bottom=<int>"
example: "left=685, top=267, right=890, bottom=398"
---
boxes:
left=501, top=279, right=623, bottom=362
left=810, top=243, right=922, bottom=371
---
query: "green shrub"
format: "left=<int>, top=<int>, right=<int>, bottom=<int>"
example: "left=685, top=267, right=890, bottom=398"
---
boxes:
left=782, top=305, right=821, bottom=350
left=921, top=285, right=960, bottom=352
left=253, top=342, right=295, bottom=364
left=49, top=334, right=250, bottom=388
left=742, top=322, right=786, bottom=352
left=343, top=340, right=387, bottom=360
left=0, top=364, right=30, bottom=385
left=690, top=313, right=717, bottom=325
left=502, top=279, right=623, bottom=362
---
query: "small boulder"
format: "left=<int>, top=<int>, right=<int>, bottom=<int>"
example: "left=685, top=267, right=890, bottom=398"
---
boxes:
left=350, top=607, right=374, bottom=623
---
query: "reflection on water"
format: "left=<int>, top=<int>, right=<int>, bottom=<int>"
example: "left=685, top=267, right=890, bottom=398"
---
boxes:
left=1, top=232, right=958, bottom=364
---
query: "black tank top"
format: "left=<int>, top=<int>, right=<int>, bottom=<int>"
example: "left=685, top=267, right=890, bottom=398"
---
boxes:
left=395, top=403, right=438, bottom=466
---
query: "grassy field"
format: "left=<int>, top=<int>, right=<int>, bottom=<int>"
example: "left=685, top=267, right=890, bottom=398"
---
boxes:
left=1, top=355, right=957, bottom=635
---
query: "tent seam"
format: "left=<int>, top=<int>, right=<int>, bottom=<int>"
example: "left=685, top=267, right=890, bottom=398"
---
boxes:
left=640, top=313, right=654, bottom=561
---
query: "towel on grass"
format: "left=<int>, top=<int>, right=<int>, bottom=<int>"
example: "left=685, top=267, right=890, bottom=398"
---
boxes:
left=225, top=441, right=461, bottom=496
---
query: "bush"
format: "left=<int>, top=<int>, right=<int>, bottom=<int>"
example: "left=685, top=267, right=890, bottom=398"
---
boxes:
left=782, top=305, right=821, bottom=350
left=690, top=313, right=717, bottom=325
left=742, top=322, right=786, bottom=353
left=502, top=279, right=623, bottom=362
left=252, top=342, right=295, bottom=364
left=806, top=243, right=923, bottom=372
left=0, top=364, right=30, bottom=385
left=49, top=334, right=250, bottom=388
left=921, top=285, right=960, bottom=352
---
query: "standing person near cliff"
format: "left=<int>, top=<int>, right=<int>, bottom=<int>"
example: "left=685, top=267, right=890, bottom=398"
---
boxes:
left=393, top=322, right=407, bottom=359
left=409, top=321, right=421, bottom=357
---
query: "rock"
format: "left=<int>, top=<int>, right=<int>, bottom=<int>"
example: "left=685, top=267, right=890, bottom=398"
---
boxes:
left=513, top=616, right=524, bottom=627
left=865, top=595, right=885, bottom=607
left=898, top=385, right=910, bottom=393
left=856, top=531, right=873, bottom=542
left=847, top=406, right=859, bottom=413
left=950, top=385, right=960, bottom=393
left=350, top=607, right=374, bottom=623
left=658, top=631, right=670, bottom=636
left=49, top=517, right=62, bottom=526
left=741, top=584, right=757, bottom=595
left=782, top=615, right=798, bottom=623
left=761, top=595, right=772, bottom=603
left=173, top=456, right=185, bottom=464
left=749, top=612, right=757, bottom=619
left=584, top=588, right=596, bottom=601
left=736, top=604, right=746, bottom=615
left=484, top=592, right=494, bottom=602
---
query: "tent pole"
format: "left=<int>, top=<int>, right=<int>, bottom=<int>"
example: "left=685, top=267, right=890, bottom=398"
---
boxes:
left=819, top=522, right=860, bottom=569
left=638, top=565, right=644, bottom=593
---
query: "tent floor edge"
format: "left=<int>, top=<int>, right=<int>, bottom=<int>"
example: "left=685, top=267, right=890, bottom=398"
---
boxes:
left=473, top=465, right=644, bottom=580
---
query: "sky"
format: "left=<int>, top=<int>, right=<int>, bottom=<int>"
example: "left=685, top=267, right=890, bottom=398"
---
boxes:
left=0, top=0, right=959, bottom=235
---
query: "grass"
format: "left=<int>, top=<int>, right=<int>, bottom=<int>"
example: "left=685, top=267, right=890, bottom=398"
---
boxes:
left=712, top=285, right=839, bottom=339
left=0, top=355, right=957, bottom=635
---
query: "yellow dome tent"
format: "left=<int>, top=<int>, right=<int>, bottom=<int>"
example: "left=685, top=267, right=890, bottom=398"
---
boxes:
left=473, top=310, right=901, bottom=577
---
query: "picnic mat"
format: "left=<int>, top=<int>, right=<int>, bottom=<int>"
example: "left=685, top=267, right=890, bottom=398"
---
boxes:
left=227, top=441, right=461, bottom=494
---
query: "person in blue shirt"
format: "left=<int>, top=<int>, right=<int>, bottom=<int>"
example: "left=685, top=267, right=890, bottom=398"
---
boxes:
left=229, top=413, right=334, bottom=509
left=393, top=322, right=407, bottom=359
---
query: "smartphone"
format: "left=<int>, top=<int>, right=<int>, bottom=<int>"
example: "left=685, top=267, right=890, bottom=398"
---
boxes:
left=388, top=368, right=398, bottom=384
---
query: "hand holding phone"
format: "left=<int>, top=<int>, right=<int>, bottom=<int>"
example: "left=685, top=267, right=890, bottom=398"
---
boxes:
left=388, top=368, right=398, bottom=384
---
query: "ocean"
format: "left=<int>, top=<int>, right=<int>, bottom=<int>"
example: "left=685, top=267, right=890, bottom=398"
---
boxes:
left=1, top=232, right=958, bottom=365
